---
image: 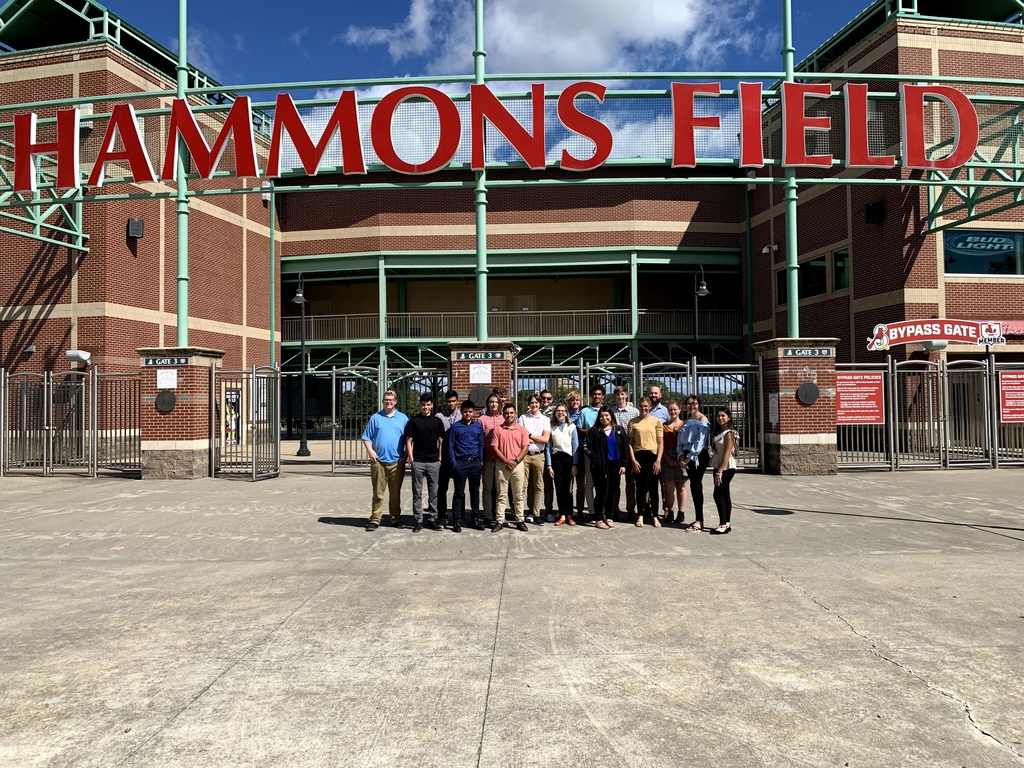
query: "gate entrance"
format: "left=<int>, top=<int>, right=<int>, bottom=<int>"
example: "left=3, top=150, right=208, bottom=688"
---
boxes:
left=212, top=366, right=280, bottom=480
left=1, top=368, right=140, bottom=477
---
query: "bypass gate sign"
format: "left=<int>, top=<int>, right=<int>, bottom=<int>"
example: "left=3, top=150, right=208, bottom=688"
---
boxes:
left=836, top=371, right=886, bottom=425
left=999, top=371, right=1024, bottom=423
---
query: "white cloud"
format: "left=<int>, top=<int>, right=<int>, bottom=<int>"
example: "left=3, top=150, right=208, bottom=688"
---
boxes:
left=172, top=27, right=222, bottom=79
left=288, top=28, right=310, bottom=47
left=343, top=0, right=770, bottom=76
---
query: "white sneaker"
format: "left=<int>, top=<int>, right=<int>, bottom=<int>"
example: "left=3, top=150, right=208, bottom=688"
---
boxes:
left=525, top=515, right=535, bottom=523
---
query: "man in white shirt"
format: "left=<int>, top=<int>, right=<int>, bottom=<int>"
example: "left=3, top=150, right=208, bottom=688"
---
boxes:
left=517, top=394, right=551, bottom=525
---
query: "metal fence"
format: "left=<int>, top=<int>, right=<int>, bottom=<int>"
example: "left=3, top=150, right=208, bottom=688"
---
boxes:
left=212, top=366, right=281, bottom=480
left=838, top=357, right=1024, bottom=470
left=0, top=367, right=140, bottom=477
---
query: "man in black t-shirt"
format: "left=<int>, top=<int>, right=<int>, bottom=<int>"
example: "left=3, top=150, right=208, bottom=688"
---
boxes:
left=404, top=393, right=445, bottom=532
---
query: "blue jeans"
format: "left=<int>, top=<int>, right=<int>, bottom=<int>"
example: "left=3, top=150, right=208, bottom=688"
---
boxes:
left=452, top=458, right=483, bottom=524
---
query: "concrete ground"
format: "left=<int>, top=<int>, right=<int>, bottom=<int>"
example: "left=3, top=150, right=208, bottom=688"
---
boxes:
left=1, top=447, right=1023, bottom=767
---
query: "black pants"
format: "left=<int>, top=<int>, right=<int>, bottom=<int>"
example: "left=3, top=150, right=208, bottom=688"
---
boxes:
left=591, top=460, right=620, bottom=520
left=635, top=450, right=659, bottom=518
left=713, top=468, right=736, bottom=525
left=452, top=459, right=482, bottom=524
left=686, top=449, right=710, bottom=523
left=551, top=452, right=575, bottom=517
left=438, top=459, right=455, bottom=521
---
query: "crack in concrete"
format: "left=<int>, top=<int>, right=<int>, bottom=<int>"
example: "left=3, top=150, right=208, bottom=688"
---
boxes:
left=476, top=533, right=512, bottom=768
left=746, top=556, right=1024, bottom=763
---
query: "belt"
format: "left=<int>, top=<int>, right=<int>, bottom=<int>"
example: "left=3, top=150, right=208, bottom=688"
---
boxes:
left=456, top=456, right=479, bottom=462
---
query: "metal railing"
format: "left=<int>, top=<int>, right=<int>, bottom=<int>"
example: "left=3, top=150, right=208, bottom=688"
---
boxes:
left=282, top=309, right=742, bottom=342
left=212, top=366, right=281, bottom=480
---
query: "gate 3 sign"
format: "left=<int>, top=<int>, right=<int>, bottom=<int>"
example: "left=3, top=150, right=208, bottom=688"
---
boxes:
left=866, top=320, right=1006, bottom=351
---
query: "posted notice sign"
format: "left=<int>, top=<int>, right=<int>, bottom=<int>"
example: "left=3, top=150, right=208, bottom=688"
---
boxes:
left=836, top=371, right=886, bottom=425
left=999, top=371, right=1024, bottom=423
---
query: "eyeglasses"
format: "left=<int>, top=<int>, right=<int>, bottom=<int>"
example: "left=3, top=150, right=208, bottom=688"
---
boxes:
left=541, top=396, right=553, bottom=401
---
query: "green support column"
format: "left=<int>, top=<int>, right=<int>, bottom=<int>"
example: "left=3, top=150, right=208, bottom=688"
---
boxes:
left=473, top=0, right=489, bottom=341
left=629, top=250, right=639, bottom=337
left=268, top=185, right=276, bottom=368
left=378, top=256, right=387, bottom=343
left=782, top=0, right=800, bottom=337
left=174, top=0, right=190, bottom=346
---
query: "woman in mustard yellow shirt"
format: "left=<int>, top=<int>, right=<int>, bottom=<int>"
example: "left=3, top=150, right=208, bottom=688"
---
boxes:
left=627, top=398, right=664, bottom=527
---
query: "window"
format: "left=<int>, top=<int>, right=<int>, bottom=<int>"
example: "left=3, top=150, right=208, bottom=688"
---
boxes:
left=833, top=249, right=849, bottom=291
left=944, top=230, right=1023, bottom=275
left=775, top=252, right=840, bottom=306
left=800, top=257, right=828, bottom=298
left=776, top=269, right=787, bottom=306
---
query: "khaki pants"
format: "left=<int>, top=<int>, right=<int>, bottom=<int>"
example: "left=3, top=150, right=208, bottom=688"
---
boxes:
left=494, top=462, right=526, bottom=523
left=369, top=460, right=405, bottom=524
left=523, top=452, right=545, bottom=517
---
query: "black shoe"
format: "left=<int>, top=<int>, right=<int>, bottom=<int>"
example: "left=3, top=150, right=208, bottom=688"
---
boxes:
left=535, top=518, right=546, bottom=526
left=412, top=521, right=423, bottom=532
left=516, top=522, right=529, bottom=532
left=389, top=518, right=405, bottom=529
left=710, top=525, right=732, bottom=535
left=472, top=519, right=485, bottom=531
left=491, top=521, right=503, bottom=533
left=452, top=524, right=462, bottom=533
left=438, top=517, right=448, bottom=527
left=365, top=522, right=379, bottom=532
left=425, top=520, right=442, bottom=531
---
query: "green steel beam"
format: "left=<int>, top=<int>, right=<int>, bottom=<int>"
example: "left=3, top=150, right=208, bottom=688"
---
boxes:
left=782, top=0, right=800, bottom=339
left=174, top=0, right=189, bottom=347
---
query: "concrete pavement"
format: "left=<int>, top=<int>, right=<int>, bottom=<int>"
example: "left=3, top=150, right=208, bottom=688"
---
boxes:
left=1, top=460, right=1023, bottom=767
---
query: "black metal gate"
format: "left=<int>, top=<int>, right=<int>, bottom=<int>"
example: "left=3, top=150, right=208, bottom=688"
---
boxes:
left=0, top=368, right=140, bottom=477
left=212, top=365, right=280, bottom=479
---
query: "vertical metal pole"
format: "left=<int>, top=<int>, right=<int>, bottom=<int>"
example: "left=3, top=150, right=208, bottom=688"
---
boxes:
left=745, top=178, right=755, bottom=362
left=629, top=250, right=639, bottom=341
left=252, top=365, right=258, bottom=481
left=175, top=0, right=190, bottom=347
left=378, top=256, right=387, bottom=345
left=43, top=372, right=52, bottom=476
left=474, top=0, right=489, bottom=341
left=268, top=187, right=276, bottom=368
left=579, top=358, right=586, bottom=396
left=757, top=355, right=766, bottom=470
left=209, top=363, right=216, bottom=478
left=330, top=367, right=337, bottom=476
left=782, top=0, right=800, bottom=338
left=989, top=354, right=999, bottom=469
left=887, top=356, right=897, bottom=471
left=297, top=292, right=310, bottom=457
left=690, top=356, right=698, bottom=398
left=0, top=369, right=6, bottom=477
left=89, top=366, right=98, bottom=477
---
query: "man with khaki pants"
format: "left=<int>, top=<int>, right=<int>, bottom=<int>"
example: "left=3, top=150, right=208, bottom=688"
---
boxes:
left=361, top=390, right=410, bottom=531
left=489, top=403, right=531, bottom=532
left=517, top=394, right=551, bottom=526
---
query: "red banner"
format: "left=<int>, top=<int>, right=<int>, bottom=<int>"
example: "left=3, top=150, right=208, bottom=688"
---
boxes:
left=999, top=371, right=1024, bottom=423
left=836, top=372, right=886, bottom=425
left=866, top=319, right=1006, bottom=352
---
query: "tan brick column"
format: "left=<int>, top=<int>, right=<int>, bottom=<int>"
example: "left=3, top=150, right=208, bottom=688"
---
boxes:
left=136, top=347, right=225, bottom=480
left=449, top=342, right=518, bottom=403
left=753, top=338, right=839, bottom=475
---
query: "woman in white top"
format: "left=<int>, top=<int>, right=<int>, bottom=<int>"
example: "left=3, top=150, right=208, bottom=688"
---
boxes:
left=709, top=407, right=738, bottom=535
left=545, top=403, right=579, bottom=526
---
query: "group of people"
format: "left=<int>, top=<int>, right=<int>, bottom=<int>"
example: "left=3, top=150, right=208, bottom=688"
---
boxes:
left=359, top=384, right=739, bottom=535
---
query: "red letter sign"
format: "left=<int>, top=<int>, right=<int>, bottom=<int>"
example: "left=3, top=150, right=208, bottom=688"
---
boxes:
left=471, top=83, right=546, bottom=170
left=556, top=81, right=612, bottom=171
left=844, top=84, right=895, bottom=168
left=14, top=109, right=80, bottom=192
left=900, top=84, right=979, bottom=170
left=371, top=87, right=461, bottom=174
left=162, top=96, right=259, bottom=180
left=88, top=104, right=156, bottom=187
left=738, top=82, right=765, bottom=168
left=671, top=83, right=721, bottom=168
left=782, top=82, right=832, bottom=167
left=267, top=92, right=365, bottom=177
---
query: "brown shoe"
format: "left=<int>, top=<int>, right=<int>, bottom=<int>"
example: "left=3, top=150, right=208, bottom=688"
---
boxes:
left=554, top=516, right=566, bottom=526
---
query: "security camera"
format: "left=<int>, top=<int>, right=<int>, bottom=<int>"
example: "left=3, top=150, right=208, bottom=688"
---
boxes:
left=65, top=349, right=92, bottom=364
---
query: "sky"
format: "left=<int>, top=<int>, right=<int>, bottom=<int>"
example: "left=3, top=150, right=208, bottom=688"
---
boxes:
left=92, top=0, right=875, bottom=93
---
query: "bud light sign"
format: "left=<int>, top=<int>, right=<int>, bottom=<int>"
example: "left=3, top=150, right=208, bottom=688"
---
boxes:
left=944, top=230, right=1021, bottom=274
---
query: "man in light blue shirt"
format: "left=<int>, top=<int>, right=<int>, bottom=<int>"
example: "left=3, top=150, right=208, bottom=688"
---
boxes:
left=647, top=385, right=670, bottom=423
left=361, top=390, right=410, bottom=531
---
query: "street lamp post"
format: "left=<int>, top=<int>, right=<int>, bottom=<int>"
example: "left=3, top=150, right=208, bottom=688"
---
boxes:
left=292, top=277, right=310, bottom=457
left=693, top=265, right=711, bottom=349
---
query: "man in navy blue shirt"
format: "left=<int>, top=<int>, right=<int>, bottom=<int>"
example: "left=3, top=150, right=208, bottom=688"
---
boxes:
left=447, top=399, right=485, bottom=532
left=361, top=390, right=410, bottom=531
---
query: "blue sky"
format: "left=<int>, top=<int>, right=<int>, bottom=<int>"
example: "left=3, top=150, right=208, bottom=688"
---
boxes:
left=94, top=0, right=874, bottom=93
